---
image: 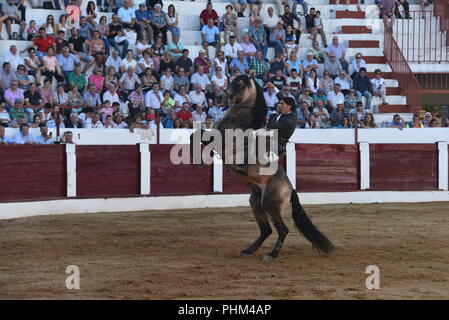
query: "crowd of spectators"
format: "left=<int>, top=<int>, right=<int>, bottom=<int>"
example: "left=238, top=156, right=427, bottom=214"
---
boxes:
left=0, top=0, right=445, bottom=145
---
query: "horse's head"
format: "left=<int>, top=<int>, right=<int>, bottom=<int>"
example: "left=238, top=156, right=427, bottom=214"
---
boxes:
left=224, top=74, right=257, bottom=106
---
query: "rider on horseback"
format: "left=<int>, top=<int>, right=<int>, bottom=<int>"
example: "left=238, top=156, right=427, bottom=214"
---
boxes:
left=234, top=96, right=297, bottom=175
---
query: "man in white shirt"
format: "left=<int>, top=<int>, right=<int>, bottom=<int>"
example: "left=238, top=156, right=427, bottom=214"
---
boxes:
left=191, top=66, right=211, bottom=91
left=4, top=45, right=23, bottom=71
left=173, top=85, right=191, bottom=110
left=371, top=68, right=388, bottom=105
left=192, top=104, right=207, bottom=124
left=103, top=83, right=121, bottom=105
left=86, top=113, right=104, bottom=129
left=223, top=36, right=243, bottom=64
left=263, top=82, right=279, bottom=109
left=262, top=6, right=278, bottom=32
left=144, top=83, right=164, bottom=111
left=105, top=50, right=122, bottom=74
left=117, top=0, right=142, bottom=39
left=327, top=83, right=345, bottom=111
left=333, top=71, right=352, bottom=95
left=189, top=84, right=208, bottom=107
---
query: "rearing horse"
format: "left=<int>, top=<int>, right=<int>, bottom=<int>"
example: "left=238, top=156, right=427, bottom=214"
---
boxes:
left=191, top=75, right=335, bottom=261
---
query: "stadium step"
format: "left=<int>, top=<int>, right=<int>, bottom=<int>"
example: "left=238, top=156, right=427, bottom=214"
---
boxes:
left=341, top=26, right=372, bottom=34
left=348, top=40, right=380, bottom=48
left=378, top=105, right=411, bottom=113
left=335, top=11, right=366, bottom=19
left=386, top=87, right=402, bottom=95
left=329, top=0, right=359, bottom=4
left=363, top=56, right=387, bottom=64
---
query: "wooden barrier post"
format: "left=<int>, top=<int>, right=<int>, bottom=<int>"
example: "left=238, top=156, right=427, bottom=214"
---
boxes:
left=286, top=142, right=296, bottom=190
left=213, top=152, right=223, bottom=192
left=359, top=142, right=370, bottom=190
left=66, top=143, right=77, bottom=197
left=437, top=141, right=449, bottom=190
left=140, top=143, right=151, bottom=195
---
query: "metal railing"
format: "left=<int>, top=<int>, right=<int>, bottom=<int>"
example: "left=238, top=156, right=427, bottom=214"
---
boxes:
left=414, top=72, right=449, bottom=93
left=434, top=0, right=449, bottom=39
left=384, top=20, right=422, bottom=114
left=394, top=10, right=449, bottom=63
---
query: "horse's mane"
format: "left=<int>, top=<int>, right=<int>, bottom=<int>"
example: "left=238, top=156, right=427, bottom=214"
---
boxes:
left=251, top=78, right=268, bottom=129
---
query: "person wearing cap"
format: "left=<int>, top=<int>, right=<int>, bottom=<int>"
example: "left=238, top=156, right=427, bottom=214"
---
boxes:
left=268, top=20, right=286, bottom=56
left=327, top=83, right=345, bottom=112
left=301, top=52, right=319, bottom=80
left=330, top=100, right=349, bottom=127
left=263, top=82, right=279, bottom=110
left=248, top=18, right=268, bottom=59
left=352, top=67, right=373, bottom=110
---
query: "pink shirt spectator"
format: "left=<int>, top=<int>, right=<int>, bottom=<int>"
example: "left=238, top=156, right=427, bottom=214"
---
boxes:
left=43, top=56, right=57, bottom=72
left=100, top=107, right=114, bottom=122
left=5, top=88, right=24, bottom=105
left=39, top=87, right=54, bottom=105
left=88, top=74, right=104, bottom=92
left=66, top=4, right=82, bottom=23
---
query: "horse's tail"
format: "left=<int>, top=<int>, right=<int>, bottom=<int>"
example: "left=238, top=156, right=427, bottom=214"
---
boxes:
left=290, top=190, right=335, bottom=255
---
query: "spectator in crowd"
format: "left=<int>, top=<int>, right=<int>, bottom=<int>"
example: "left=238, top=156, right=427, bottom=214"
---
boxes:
left=211, top=67, right=228, bottom=90
left=310, top=10, right=327, bottom=48
left=395, top=0, right=411, bottom=20
left=21, top=27, right=55, bottom=61
left=136, top=35, right=152, bottom=59
left=68, top=65, right=87, bottom=92
left=127, top=84, right=145, bottom=117
left=284, top=25, right=299, bottom=56
left=320, top=72, right=334, bottom=94
left=233, top=0, right=247, bottom=18
left=139, top=50, right=155, bottom=76
left=326, top=36, right=349, bottom=74
left=224, top=36, right=242, bottom=64
left=68, top=28, right=95, bottom=74
left=121, top=50, right=138, bottom=74
left=301, top=51, right=319, bottom=79
left=263, top=82, right=279, bottom=110
left=5, top=80, right=24, bottom=111
left=379, top=0, right=396, bottom=31
left=117, top=0, right=142, bottom=41
left=88, top=68, right=104, bottom=93
left=26, top=20, right=38, bottom=41
left=2, top=0, right=27, bottom=40
left=41, top=47, right=64, bottom=83
left=55, top=83, right=69, bottom=106
left=120, top=66, right=141, bottom=100
left=222, top=5, right=238, bottom=44
left=83, top=83, right=102, bottom=108
left=89, top=30, right=108, bottom=71
left=286, top=68, right=302, bottom=97
left=67, top=85, right=83, bottom=112
left=107, top=14, right=129, bottom=59
left=313, top=99, right=330, bottom=128
left=173, top=85, right=191, bottom=109
left=161, top=111, right=177, bottom=128
left=280, top=5, right=301, bottom=44
left=371, top=69, right=388, bottom=105
left=305, top=113, right=320, bottom=129
left=202, top=115, right=214, bottom=129
left=56, top=14, right=70, bottom=36
left=173, top=68, right=190, bottom=92
left=77, top=16, right=94, bottom=40
left=194, top=50, right=213, bottom=74
left=176, top=49, right=194, bottom=77
left=144, top=83, right=164, bottom=113
left=16, top=65, right=30, bottom=91
left=270, top=69, right=287, bottom=90
left=296, top=101, right=310, bottom=128
left=310, top=40, right=324, bottom=64
left=55, top=30, right=69, bottom=55
left=189, top=83, right=208, bottom=106
left=262, top=6, right=277, bottom=41
left=305, top=7, right=316, bottom=33
left=135, top=3, right=154, bottom=43
left=176, top=102, right=193, bottom=128
left=387, top=113, right=406, bottom=129
left=406, top=114, right=424, bottom=128
left=306, top=69, right=320, bottom=94
left=352, top=67, right=373, bottom=110
left=362, top=113, right=378, bottom=128
left=421, top=112, right=433, bottom=127
left=24, top=83, right=43, bottom=121
left=214, top=51, right=228, bottom=76
left=4, top=45, right=23, bottom=72
left=268, top=21, right=286, bottom=56
left=57, top=46, right=80, bottom=80
left=249, top=18, right=268, bottom=59
left=429, top=119, right=439, bottom=128
left=250, top=50, right=270, bottom=80
left=42, top=14, right=56, bottom=36
left=35, top=125, right=55, bottom=144
left=345, top=88, right=361, bottom=110
left=11, top=123, right=37, bottom=144
left=160, top=52, right=177, bottom=74
left=334, top=70, right=352, bottom=96
left=0, top=125, right=13, bottom=144
left=201, top=18, right=221, bottom=57
left=200, top=2, right=220, bottom=28
left=24, top=48, right=43, bottom=84
left=191, top=66, right=212, bottom=91
left=351, top=52, right=367, bottom=79
left=166, top=4, right=180, bottom=38
left=86, top=113, right=104, bottom=128
left=230, top=51, right=249, bottom=75
left=160, top=68, right=174, bottom=92
left=192, top=104, right=207, bottom=126
left=167, top=35, right=184, bottom=61
left=327, top=83, right=345, bottom=112
left=313, top=87, right=328, bottom=107
left=330, top=101, right=349, bottom=127
left=324, top=53, right=342, bottom=80
left=141, top=68, right=158, bottom=92
left=103, top=82, right=121, bottom=105
left=150, top=4, right=167, bottom=44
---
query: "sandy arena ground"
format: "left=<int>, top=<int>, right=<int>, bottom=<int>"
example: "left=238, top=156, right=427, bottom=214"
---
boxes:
left=0, top=202, right=448, bottom=299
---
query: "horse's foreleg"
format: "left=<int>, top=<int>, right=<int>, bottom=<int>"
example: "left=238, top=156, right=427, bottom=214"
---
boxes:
left=240, top=187, right=272, bottom=256
left=261, top=174, right=292, bottom=261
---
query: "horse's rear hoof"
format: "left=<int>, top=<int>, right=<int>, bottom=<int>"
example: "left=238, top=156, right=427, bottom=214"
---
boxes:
left=240, top=250, right=251, bottom=256
left=262, top=254, right=275, bottom=262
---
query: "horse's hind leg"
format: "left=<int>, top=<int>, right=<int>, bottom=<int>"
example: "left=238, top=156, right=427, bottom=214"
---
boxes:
left=240, top=187, right=272, bottom=256
left=261, top=173, right=292, bottom=261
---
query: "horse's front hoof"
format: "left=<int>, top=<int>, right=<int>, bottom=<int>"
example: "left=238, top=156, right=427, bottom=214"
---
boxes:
left=262, top=254, right=274, bottom=262
left=240, top=250, right=251, bottom=256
